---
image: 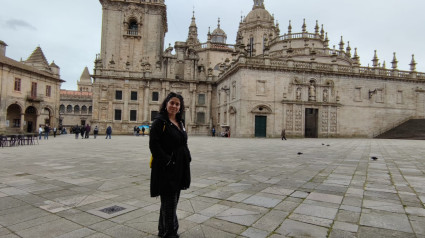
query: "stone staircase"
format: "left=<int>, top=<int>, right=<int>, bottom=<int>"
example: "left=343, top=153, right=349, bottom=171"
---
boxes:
left=375, top=119, right=425, bottom=139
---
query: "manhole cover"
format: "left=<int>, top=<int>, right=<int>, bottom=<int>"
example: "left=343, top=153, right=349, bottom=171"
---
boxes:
left=99, top=205, right=126, bottom=214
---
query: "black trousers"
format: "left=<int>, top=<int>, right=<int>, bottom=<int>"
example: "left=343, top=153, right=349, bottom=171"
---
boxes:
left=159, top=191, right=180, bottom=237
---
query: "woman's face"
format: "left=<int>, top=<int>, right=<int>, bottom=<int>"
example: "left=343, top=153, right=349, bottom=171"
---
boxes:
left=166, top=97, right=181, bottom=117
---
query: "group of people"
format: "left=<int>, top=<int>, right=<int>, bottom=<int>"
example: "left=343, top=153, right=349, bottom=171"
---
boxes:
left=210, top=127, right=231, bottom=137
left=72, top=124, right=99, bottom=139
left=37, top=125, right=66, bottom=139
left=133, top=125, right=146, bottom=136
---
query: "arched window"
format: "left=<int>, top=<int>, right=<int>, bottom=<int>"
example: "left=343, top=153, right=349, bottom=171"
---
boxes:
left=249, top=37, right=254, bottom=57
left=74, top=105, right=80, bottom=114
left=82, top=106, right=87, bottom=114
left=89, top=106, right=93, bottom=113
left=128, top=19, right=138, bottom=35
left=59, top=105, right=65, bottom=113
left=66, top=105, right=73, bottom=113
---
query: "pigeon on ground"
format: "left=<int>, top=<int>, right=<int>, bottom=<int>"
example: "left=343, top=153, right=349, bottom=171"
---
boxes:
left=326, top=144, right=330, bottom=146
left=371, top=156, right=378, bottom=161
left=322, top=143, right=325, bottom=146
left=297, top=152, right=303, bottom=155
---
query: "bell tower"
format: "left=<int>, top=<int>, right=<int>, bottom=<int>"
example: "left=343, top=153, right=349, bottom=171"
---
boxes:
left=96, top=0, right=167, bottom=73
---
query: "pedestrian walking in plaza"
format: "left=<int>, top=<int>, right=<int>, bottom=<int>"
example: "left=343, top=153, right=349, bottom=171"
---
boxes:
left=105, top=126, right=112, bottom=139
left=53, top=127, right=57, bottom=137
left=80, top=125, right=85, bottom=139
left=38, top=125, right=43, bottom=139
left=281, top=129, right=287, bottom=140
left=74, top=125, right=80, bottom=139
left=142, top=126, right=145, bottom=136
left=150, top=92, right=192, bottom=238
left=212, top=127, right=216, bottom=137
left=85, top=124, right=91, bottom=139
left=134, top=126, right=137, bottom=136
left=44, top=125, right=50, bottom=140
left=136, top=126, right=140, bottom=136
left=94, top=126, right=98, bottom=139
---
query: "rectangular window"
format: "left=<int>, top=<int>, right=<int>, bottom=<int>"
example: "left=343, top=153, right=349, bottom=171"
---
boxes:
left=114, top=109, right=122, bottom=120
left=152, top=92, right=159, bottom=101
left=218, top=113, right=220, bottom=123
left=198, top=94, right=205, bottom=105
left=14, top=78, right=21, bottom=91
left=31, top=82, right=37, bottom=97
left=131, top=91, right=138, bottom=101
left=196, top=112, right=205, bottom=124
left=46, top=85, right=51, bottom=97
left=13, top=119, right=20, bottom=128
left=130, top=110, right=137, bottom=121
left=376, top=89, right=384, bottom=103
left=151, top=111, right=159, bottom=121
left=115, top=90, right=123, bottom=100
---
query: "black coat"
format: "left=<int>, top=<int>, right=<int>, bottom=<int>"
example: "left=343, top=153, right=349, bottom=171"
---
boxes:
left=150, top=114, right=191, bottom=197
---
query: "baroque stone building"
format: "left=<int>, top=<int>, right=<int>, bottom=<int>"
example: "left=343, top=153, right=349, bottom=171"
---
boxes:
left=0, top=41, right=63, bottom=134
left=59, top=67, right=93, bottom=130
left=91, top=0, right=425, bottom=137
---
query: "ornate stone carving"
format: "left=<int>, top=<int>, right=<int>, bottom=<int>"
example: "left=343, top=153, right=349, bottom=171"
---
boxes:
left=295, top=106, right=302, bottom=131
left=330, top=109, right=337, bottom=132
left=286, top=106, right=293, bottom=130
left=323, top=89, right=329, bottom=102
left=171, top=83, right=187, bottom=89
left=321, top=108, right=328, bottom=132
left=308, top=84, right=316, bottom=101
left=296, top=87, right=301, bottom=100
left=251, top=105, right=272, bottom=114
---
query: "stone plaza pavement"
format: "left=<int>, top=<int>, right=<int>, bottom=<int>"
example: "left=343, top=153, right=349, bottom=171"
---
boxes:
left=0, top=135, right=425, bottom=238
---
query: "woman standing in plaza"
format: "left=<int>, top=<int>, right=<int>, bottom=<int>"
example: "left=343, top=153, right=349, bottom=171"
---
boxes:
left=150, top=92, right=191, bottom=238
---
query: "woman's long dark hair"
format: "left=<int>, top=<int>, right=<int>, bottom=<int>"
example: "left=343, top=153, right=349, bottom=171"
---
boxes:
left=159, top=92, right=185, bottom=121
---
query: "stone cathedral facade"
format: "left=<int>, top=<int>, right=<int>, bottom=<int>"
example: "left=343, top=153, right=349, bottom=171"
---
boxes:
left=90, top=0, right=425, bottom=138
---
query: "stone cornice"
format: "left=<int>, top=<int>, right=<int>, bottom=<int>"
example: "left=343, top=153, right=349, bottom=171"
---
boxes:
left=217, top=57, right=425, bottom=84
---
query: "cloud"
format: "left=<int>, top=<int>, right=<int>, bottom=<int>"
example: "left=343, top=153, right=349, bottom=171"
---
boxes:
left=5, top=19, right=36, bottom=30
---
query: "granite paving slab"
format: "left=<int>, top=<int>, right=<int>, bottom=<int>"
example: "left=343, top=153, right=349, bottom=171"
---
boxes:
left=359, top=209, right=413, bottom=233
left=1, top=136, right=425, bottom=237
left=276, top=219, right=329, bottom=237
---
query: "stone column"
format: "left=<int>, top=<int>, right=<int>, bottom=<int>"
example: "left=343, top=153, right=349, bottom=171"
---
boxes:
left=191, top=84, right=196, bottom=124
left=207, top=85, right=212, bottom=125
left=138, top=85, right=144, bottom=123
left=143, top=83, right=150, bottom=122
left=123, top=83, right=129, bottom=122
left=20, top=113, right=24, bottom=132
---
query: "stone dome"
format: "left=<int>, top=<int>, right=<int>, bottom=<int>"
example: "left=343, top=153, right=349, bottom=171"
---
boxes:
left=212, top=27, right=226, bottom=36
left=245, top=8, right=273, bottom=23
left=211, top=19, right=227, bottom=44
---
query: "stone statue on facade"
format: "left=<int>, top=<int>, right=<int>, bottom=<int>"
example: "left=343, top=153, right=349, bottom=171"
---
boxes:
left=323, top=89, right=328, bottom=102
left=309, top=84, right=316, bottom=101
left=296, top=88, right=301, bottom=100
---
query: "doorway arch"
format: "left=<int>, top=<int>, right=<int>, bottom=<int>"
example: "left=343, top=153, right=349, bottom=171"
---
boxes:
left=7, top=104, right=22, bottom=132
left=25, top=106, right=38, bottom=133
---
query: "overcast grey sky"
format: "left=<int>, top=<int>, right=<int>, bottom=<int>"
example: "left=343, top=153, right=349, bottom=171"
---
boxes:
left=1, top=0, right=424, bottom=90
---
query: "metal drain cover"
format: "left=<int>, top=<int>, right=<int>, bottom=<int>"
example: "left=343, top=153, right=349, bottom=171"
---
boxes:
left=99, top=205, right=126, bottom=214
left=88, top=203, right=136, bottom=218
